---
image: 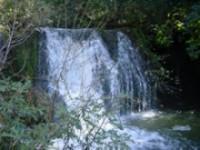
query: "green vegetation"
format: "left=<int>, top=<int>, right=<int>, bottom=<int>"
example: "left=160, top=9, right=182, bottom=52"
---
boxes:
left=0, top=79, right=50, bottom=149
left=0, top=78, right=130, bottom=149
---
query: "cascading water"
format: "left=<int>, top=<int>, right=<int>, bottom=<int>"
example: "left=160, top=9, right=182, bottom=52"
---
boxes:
left=38, top=27, right=155, bottom=114
left=37, top=28, right=195, bottom=150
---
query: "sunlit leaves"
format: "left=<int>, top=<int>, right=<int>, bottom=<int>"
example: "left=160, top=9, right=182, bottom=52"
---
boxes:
left=153, top=24, right=173, bottom=47
left=0, top=0, right=51, bottom=35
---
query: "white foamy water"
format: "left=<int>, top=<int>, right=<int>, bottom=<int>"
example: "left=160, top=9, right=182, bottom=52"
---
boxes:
left=38, top=28, right=155, bottom=113
left=123, top=110, right=160, bottom=121
left=172, top=125, right=191, bottom=131
left=49, top=120, right=177, bottom=150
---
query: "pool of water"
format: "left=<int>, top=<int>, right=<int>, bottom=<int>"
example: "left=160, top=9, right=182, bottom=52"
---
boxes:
left=123, top=110, right=200, bottom=149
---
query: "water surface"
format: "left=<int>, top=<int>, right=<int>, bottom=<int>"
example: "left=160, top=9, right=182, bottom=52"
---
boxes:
left=124, top=110, right=200, bottom=149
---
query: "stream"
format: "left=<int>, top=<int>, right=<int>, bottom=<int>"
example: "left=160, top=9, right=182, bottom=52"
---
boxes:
left=123, top=110, right=200, bottom=149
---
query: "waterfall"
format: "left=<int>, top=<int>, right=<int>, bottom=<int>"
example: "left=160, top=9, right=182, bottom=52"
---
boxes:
left=37, top=27, right=155, bottom=114
left=37, top=28, right=191, bottom=150
left=36, top=28, right=200, bottom=150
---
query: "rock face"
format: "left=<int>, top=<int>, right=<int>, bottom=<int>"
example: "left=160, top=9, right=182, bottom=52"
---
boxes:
left=0, top=33, right=3, bottom=49
left=0, top=33, right=4, bottom=70
left=37, top=28, right=155, bottom=114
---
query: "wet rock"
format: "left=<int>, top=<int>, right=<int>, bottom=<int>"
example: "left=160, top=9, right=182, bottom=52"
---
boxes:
left=0, top=33, right=4, bottom=49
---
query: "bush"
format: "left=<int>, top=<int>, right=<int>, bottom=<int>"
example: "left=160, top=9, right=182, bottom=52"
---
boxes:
left=0, top=79, right=51, bottom=149
left=0, top=78, right=130, bottom=149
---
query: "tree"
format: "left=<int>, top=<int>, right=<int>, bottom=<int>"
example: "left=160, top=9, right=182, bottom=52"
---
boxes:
left=0, top=0, right=50, bottom=72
